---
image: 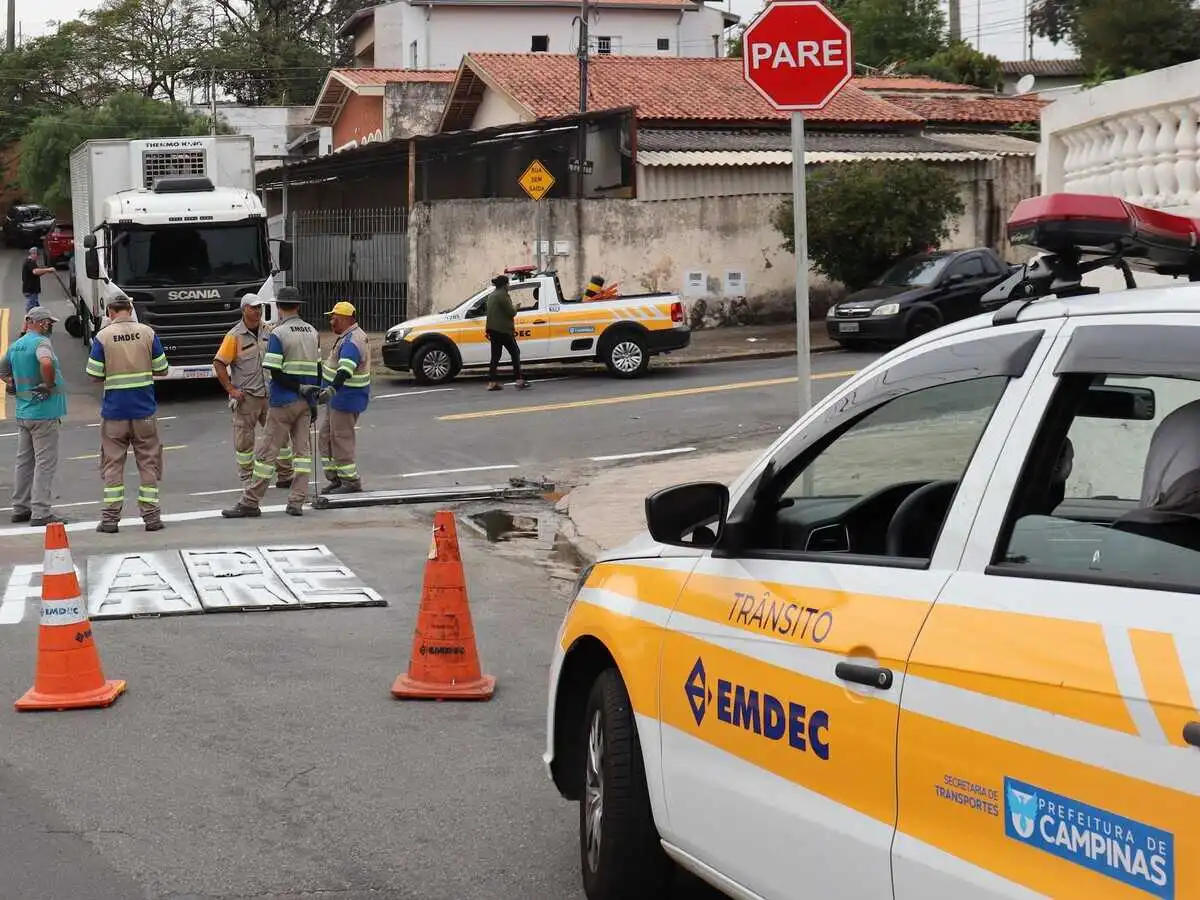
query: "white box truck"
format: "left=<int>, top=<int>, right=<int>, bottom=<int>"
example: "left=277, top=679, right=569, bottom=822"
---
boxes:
left=66, top=135, right=292, bottom=379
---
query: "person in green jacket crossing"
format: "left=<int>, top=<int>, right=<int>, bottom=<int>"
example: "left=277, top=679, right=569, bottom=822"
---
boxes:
left=0, top=306, right=67, bottom=526
left=484, top=274, right=529, bottom=392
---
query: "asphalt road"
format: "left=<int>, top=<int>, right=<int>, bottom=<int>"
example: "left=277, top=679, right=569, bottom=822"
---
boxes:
left=0, top=248, right=883, bottom=900
left=0, top=248, right=881, bottom=531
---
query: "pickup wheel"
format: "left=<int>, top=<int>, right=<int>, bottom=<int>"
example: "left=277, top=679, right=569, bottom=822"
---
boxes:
left=411, top=341, right=459, bottom=385
left=601, top=332, right=649, bottom=379
left=579, top=668, right=672, bottom=900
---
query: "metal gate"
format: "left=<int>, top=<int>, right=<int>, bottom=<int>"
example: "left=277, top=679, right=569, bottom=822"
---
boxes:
left=289, top=208, right=408, bottom=332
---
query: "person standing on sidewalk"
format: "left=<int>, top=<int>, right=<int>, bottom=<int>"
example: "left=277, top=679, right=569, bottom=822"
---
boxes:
left=1, top=307, right=67, bottom=526
left=484, top=274, right=529, bottom=392
left=212, top=293, right=295, bottom=488
left=222, top=287, right=320, bottom=519
left=318, top=301, right=371, bottom=494
left=85, top=296, right=169, bottom=534
left=22, top=248, right=56, bottom=313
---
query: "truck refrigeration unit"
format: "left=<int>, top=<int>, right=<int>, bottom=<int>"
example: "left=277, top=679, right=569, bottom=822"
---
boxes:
left=65, top=135, right=292, bottom=380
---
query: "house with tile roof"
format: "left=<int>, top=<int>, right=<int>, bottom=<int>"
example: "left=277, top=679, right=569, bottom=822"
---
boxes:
left=341, top=0, right=738, bottom=70
left=311, top=68, right=457, bottom=152
left=1001, top=58, right=1086, bottom=96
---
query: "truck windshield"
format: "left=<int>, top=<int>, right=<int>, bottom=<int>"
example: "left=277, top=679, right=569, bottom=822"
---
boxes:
left=113, top=223, right=267, bottom=287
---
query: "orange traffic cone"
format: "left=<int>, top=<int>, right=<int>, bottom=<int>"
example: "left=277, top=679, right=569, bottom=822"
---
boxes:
left=392, top=510, right=496, bottom=701
left=15, top=523, right=126, bottom=712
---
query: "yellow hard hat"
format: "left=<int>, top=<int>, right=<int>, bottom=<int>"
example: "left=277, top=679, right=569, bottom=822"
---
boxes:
left=326, top=301, right=356, bottom=317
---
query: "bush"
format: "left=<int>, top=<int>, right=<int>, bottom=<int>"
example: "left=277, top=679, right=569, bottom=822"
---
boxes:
left=771, top=160, right=966, bottom=292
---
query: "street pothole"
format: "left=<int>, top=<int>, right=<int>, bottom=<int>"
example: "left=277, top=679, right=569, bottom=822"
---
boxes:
left=468, top=510, right=540, bottom=542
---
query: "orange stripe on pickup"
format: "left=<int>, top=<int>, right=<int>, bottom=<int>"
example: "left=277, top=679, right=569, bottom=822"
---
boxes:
left=1129, top=628, right=1200, bottom=748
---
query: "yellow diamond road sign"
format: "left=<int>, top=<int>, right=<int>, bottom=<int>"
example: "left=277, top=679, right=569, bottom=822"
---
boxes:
left=519, top=160, right=555, bottom=201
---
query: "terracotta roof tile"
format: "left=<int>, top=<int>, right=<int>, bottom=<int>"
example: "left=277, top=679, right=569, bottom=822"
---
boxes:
left=854, top=76, right=976, bottom=93
left=462, top=53, right=922, bottom=126
left=883, top=94, right=1047, bottom=124
left=334, top=68, right=456, bottom=87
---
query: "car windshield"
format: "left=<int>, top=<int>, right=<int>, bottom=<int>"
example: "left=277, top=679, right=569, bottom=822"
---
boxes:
left=113, top=223, right=268, bottom=287
left=439, top=286, right=491, bottom=315
left=875, top=255, right=951, bottom=287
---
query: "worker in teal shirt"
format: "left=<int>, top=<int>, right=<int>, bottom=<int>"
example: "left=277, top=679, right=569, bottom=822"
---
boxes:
left=0, top=306, right=67, bottom=526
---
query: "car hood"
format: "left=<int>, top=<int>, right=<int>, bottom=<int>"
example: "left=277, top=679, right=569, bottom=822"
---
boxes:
left=837, top=284, right=930, bottom=310
left=388, top=312, right=448, bottom=335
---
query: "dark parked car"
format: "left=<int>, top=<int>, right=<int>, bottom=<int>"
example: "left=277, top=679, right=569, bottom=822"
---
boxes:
left=825, top=247, right=1019, bottom=349
left=42, top=222, right=74, bottom=267
left=3, top=203, right=55, bottom=249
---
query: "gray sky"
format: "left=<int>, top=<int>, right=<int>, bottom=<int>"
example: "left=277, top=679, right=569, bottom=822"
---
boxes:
left=16, top=0, right=1075, bottom=63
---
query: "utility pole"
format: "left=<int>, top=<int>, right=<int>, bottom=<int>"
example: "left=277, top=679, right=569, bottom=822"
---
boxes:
left=209, top=2, right=217, bottom=134
left=948, top=0, right=960, bottom=42
left=576, top=0, right=589, bottom=200
left=5, top=0, right=15, bottom=51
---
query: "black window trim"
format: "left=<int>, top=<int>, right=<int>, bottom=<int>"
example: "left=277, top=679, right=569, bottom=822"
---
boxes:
left=715, top=328, right=1046, bottom=564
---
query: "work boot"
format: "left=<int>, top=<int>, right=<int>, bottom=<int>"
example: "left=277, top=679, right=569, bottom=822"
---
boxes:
left=145, top=519, right=165, bottom=532
left=10, top=509, right=31, bottom=523
left=285, top=503, right=304, bottom=517
left=96, top=521, right=119, bottom=534
left=326, top=481, right=362, bottom=494
left=275, top=477, right=294, bottom=489
left=221, top=503, right=262, bottom=519
left=30, top=514, right=68, bottom=527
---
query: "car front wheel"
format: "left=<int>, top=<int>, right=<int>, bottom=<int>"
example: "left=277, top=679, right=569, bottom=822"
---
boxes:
left=579, top=669, right=672, bottom=900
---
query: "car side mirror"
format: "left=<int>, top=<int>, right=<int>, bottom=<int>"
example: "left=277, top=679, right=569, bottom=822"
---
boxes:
left=64, top=314, right=84, bottom=339
left=82, top=233, right=96, bottom=250
left=84, top=248, right=100, bottom=280
left=947, top=272, right=967, bottom=284
left=645, top=482, right=729, bottom=548
left=277, top=240, right=293, bottom=272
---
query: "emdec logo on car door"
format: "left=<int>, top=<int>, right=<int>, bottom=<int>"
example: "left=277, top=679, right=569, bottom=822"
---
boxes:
left=684, top=657, right=831, bottom=760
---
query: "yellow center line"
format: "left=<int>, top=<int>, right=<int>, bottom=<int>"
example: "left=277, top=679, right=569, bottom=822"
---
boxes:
left=70, top=443, right=188, bottom=461
left=437, top=370, right=860, bottom=422
left=0, top=306, right=9, bottom=421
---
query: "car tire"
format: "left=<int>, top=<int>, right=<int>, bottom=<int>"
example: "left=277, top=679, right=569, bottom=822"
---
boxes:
left=579, top=668, right=673, bottom=900
left=906, top=309, right=942, bottom=341
left=411, top=341, right=459, bottom=385
left=601, top=332, right=649, bottom=379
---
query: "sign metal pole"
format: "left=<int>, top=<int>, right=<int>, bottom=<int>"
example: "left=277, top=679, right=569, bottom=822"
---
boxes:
left=791, top=110, right=811, bottom=418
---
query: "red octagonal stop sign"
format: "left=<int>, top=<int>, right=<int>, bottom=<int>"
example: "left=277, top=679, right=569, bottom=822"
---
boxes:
left=742, top=0, right=854, bottom=111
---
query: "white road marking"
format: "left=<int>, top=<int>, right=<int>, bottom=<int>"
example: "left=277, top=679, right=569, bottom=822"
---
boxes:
left=505, top=377, right=568, bottom=386
left=589, top=447, right=697, bottom=462
left=189, top=488, right=245, bottom=496
left=0, top=504, right=290, bottom=539
left=0, top=432, right=17, bottom=438
left=0, top=500, right=100, bottom=512
left=0, top=565, right=39, bottom=624
left=393, top=464, right=519, bottom=478
left=374, top=388, right=456, bottom=399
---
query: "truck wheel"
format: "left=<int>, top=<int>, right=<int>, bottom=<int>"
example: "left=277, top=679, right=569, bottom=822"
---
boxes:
left=579, top=669, right=672, bottom=900
left=412, top=341, right=458, bottom=385
left=602, top=333, right=648, bottom=379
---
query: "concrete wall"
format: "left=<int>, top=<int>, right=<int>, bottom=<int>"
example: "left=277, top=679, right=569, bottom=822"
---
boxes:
left=384, top=81, right=453, bottom=139
left=407, top=195, right=817, bottom=325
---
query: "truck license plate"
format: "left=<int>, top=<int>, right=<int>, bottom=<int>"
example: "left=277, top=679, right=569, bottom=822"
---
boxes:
left=839, top=322, right=860, bottom=333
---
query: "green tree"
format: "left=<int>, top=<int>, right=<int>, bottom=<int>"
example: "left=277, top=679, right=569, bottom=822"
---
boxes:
left=902, top=41, right=1003, bottom=90
left=19, top=93, right=218, bottom=208
left=771, top=160, right=966, bottom=291
left=828, top=0, right=947, bottom=68
left=83, top=0, right=209, bottom=102
left=1031, top=0, right=1200, bottom=76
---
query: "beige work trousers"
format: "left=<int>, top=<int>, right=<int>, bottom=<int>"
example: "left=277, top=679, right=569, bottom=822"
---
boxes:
left=100, top=417, right=163, bottom=525
left=240, top=399, right=311, bottom=508
left=232, top=394, right=294, bottom=485
left=11, top=418, right=60, bottom=520
left=318, top=407, right=361, bottom=485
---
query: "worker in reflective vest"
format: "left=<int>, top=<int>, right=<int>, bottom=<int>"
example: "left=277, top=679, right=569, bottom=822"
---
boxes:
left=222, top=287, right=320, bottom=519
left=319, top=301, right=372, bottom=494
left=85, top=296, right=169, bottom=534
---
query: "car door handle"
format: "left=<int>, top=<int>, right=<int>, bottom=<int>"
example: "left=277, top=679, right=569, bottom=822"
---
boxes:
left=835, top=661, right=894, bottom=690
left=1184, top=722, right=1200, bottom=747
left=532, top=319, right=547, bottom=324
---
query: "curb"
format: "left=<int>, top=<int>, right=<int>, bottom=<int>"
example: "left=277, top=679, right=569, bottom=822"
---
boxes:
left=661, top=343, right=843, bottom=367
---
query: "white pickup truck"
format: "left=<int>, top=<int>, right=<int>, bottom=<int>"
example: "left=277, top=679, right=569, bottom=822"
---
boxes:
left=381, top=266, right=690, bottom=384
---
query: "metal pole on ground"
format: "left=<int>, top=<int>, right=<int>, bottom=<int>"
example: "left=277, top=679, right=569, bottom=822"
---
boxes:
left=791, top=110, right=811, bottom=418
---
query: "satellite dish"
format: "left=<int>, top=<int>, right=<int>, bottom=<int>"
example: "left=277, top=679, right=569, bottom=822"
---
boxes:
left=1015, top=73, right=1037, bottom=95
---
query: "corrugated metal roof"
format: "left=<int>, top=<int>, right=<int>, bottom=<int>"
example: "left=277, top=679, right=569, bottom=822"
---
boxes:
left=924, top=131, right=1041, bottom=155
left=637, top=149, right=1003, bottom=166
left=635, top=129, right=1039, bottom=155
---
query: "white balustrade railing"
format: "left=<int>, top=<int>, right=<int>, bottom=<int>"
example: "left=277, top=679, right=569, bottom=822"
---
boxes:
left=1039, top=60, right=1200, bottom=213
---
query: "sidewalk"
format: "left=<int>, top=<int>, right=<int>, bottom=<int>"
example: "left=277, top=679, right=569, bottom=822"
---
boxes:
left=556, top=447, right=767, bottom=562
left=368, top=321, right=838, bottom=378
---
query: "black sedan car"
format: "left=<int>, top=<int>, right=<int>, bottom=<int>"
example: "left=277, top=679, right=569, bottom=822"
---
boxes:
left=3, top=203, right=56, bottom=249
left=826, top=247, right=1018, bottom=349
